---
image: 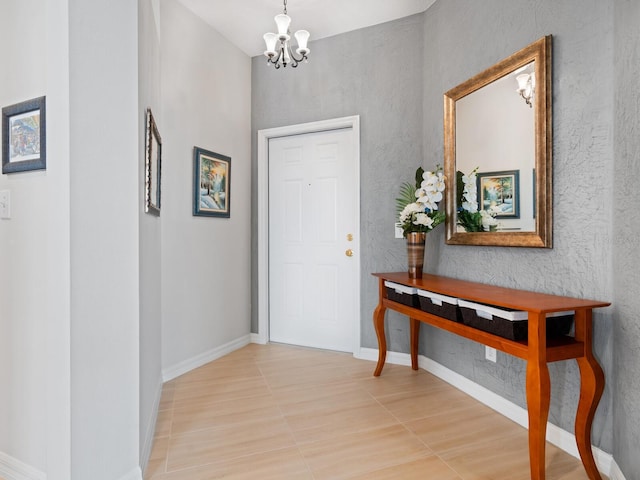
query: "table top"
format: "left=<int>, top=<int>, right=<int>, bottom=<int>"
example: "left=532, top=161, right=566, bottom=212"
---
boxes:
left=374, top=272, right=611, bottom=314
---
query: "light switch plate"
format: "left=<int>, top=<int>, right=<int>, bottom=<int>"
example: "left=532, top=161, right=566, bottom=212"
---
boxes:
left=394, top=222, right=404, bottom=239
left=0, top=190, right=10, bottom=219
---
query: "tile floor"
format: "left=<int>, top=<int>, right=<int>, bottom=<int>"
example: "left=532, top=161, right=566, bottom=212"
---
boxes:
left=145, top=343, right=604, bottom=479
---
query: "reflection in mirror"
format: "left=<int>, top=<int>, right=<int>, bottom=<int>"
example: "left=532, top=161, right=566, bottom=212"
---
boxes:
left=456, top=61, right=535, bottom=232
left=444, top=36, right=552, bottom=247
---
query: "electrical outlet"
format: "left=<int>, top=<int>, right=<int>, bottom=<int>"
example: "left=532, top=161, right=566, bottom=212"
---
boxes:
left=485, top=346, right=497, bottom=362
left=0, top=190, right=10, bottom=219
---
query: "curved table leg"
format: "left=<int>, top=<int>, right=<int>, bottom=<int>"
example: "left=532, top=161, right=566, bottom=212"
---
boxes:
left=575, top=356, right=604, bottom=479
left=574, top=309, right=604, bottom=480
left=527, top=312, right=551, bottom=480
left=373, top=302, right=387, bottom=376
left=526, top=357, right=551, bottom=480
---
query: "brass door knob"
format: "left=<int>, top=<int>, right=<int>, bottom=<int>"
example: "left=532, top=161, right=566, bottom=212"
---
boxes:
left=345, top=249, right=354, bottom=257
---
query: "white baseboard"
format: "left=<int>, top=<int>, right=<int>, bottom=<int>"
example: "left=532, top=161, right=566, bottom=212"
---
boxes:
left=250, top=332, right=268, bottom=345
left=355, top=347, right=617, bottom=478
left=140, top=377, right=163, bottom=476
left=117, top=466, right=142, bottom=480
left=0, top=450, right=144, bottom=480
left=0, top=452, right=46, bottom=480
left=162, top=334, right=251, bottom=382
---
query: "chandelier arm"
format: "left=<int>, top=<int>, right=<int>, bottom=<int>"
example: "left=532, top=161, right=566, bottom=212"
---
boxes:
left=266, top=48, right=283, bottom=68
left=287, top=46, right=306, bottom=64
left=519, top=91, right=533, bottom=108
left=266, top=42, right=308, bottom=68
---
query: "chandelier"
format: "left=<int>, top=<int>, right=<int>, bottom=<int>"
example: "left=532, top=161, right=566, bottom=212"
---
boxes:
left=263, top=0, right=310, bottom=68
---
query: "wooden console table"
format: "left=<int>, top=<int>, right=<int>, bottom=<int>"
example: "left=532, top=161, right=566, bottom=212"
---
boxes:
left=372, top=272, right=610, bottom=480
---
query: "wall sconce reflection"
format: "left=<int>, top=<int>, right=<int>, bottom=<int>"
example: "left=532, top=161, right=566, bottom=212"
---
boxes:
left=516, top=72, right=535, bottom=108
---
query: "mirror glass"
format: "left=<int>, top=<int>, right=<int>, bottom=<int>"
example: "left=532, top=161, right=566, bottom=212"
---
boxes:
left=444, top=36, right=552, bottom=247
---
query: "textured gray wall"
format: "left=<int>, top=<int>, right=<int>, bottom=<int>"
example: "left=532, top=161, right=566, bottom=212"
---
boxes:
left=251, top=0, right=623, bottom=459
left=613, top=1, right=640, bottom=478
left=421, top=0, right=614, bottom=453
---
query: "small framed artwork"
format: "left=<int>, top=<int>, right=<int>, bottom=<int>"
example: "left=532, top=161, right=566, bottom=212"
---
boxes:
left=2, top=96, right=46, bottom=174
left=145, top=108, right=161, bottom=216
left=477, top=170, right=520, bottom=218
left=193, top=147, right=231, bottom=218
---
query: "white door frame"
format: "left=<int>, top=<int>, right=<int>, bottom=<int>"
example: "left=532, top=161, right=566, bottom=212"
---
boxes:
left=256, top=116, right=361, bottom=353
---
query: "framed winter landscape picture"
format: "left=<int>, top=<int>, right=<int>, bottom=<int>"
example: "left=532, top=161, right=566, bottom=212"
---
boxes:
left=477, top=170, right=520, bottom=219
left=193, top=147, right=231, bottom=218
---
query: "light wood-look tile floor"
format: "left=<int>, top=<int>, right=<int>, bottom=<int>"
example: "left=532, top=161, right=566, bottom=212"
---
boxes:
left=145, top=343, right=605, bottom=479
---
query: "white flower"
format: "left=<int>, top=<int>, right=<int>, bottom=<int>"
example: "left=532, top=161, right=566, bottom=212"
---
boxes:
left=464, top=188, right=477, bottom=201
left=461, top=168, right=479, bottom=213
left=397, top=166, right=446, bottom=235
left=415, top=191, right=441, bottom=211
left=462, top=200, right=478, bottom=212
left=416, top=173, right=444, bottom=210
left=462, top=172, right=476, bottom=186
left=481, top=210, right=498, bottom=231
left=414, top=212, right=434, bottom=228
left=399, top=202, right=424, bottom=223
left=426, top=171, right=446, bottom=193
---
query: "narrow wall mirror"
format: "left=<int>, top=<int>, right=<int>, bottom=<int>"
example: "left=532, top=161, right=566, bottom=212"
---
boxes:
left=444, top=36, right=552, bottom=247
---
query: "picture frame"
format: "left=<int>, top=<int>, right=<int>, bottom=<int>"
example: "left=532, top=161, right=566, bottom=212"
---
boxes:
left=477, top=170, right=520, bottom=218
left=193, top=147, right=231, bottom=218
left=145, top=108, right=161, bottom=216
left=2, top=96, right=46, bottom=174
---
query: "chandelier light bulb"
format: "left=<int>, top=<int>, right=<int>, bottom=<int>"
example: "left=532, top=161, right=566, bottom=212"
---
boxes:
left=294, top=30, right=310, bottom=56
left=263, top=32, right=278, bottom=56
left=274, top=14, right=291, bottom=41
left=516, top=73, right=530, bottom=92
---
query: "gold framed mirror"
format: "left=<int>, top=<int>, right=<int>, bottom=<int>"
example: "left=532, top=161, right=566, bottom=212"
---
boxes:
left=444, top=36, right=552, bottom=247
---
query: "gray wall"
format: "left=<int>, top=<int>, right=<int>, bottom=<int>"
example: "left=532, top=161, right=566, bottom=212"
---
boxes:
left=421, top=0, right=614, bottom=452
left=613, top=1, right=640, bottom=478
left=252, top=0, right=624, bottom=463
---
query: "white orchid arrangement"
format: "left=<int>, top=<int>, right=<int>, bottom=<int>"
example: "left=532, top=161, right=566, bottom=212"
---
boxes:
left=396, top=166, right=446, bottom=237
left=456, top=167, right=499, bottom=232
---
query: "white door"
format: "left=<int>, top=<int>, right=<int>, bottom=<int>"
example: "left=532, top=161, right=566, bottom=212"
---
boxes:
left=268, top=128, right=358, bottom=352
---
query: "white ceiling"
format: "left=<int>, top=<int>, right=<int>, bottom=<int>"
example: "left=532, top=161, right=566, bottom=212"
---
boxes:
left=177, top=0, right=437, bottom=57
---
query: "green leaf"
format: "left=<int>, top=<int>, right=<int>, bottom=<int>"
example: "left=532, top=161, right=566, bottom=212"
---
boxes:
left=414, top=167, right=425, bottom=189
left=456, top=171, right=465, bottom=207
left=396, top=181, right=417, bottom=215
